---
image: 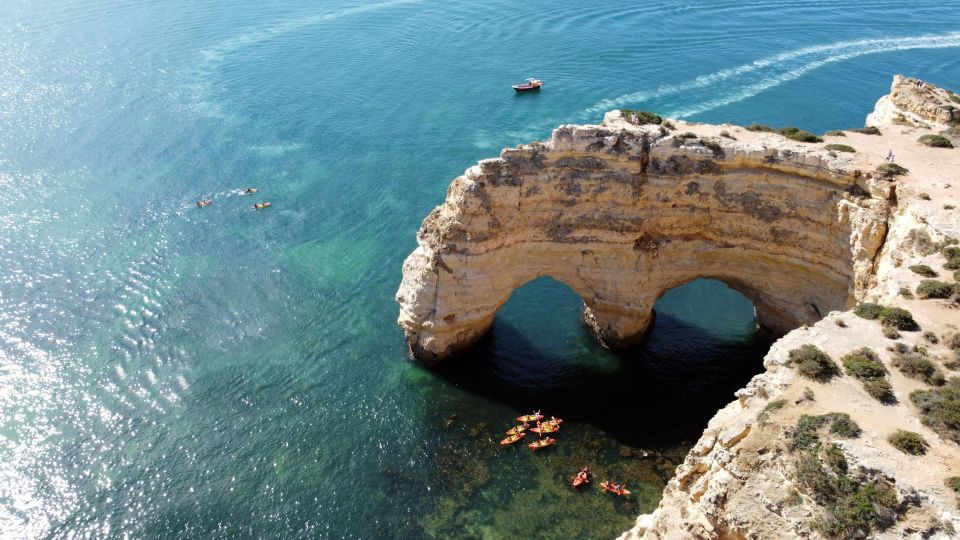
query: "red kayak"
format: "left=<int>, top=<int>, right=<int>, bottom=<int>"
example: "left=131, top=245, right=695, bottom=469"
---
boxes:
left=528, top=437, right=555, bottom=451
left=572, top=468, right=591, bottom=488
left=601, top=481, right=631, bottom=496
left=500, top=432, right=526, bottom=446
left=517, top=412, right=543, bottom=423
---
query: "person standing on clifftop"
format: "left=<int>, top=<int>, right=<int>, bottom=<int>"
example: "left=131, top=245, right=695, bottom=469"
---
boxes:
left=886, top=150, right=895, bottom=163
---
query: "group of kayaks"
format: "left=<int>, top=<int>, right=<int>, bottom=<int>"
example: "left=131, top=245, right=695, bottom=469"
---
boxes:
left=500, top=411, right=632, bottom=497
left=196, top=187, right=271, bottom=210
left=500, top=411, right=563, bottom=451
left=571, top=467, right=631, bottom=496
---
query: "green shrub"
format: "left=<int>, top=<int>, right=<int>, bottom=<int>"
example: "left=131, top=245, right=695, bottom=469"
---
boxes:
left=763, top=399, right=787, bottom=412
left=882, top=326, right=900, bottom=339
left=954, top=270, right=960, bottom=282
left=795, top=450, right=899, bottom=537
left=879, top=307, right=918, bottom=331
left=829, top=413, right=861, bottom=437
left=949, top=477, right=960, bottom=492
left=854, top=302, right=885, bottom=320
left=788, top=345, right=840, bottom=381
left=744, top=124, right=823, bottom=142
left=863, top=378, right=896, bottom=404
left=916, top=279, right=955, bottom=299
left=945, top=246, right=960, bottom=271
left=911, top=378, right=960, bottom=443
left=842, top=348, right=887, bottom=379
left=887, top=430, right=928, bottom=455
left=875, top=163, right=908, bottom=177
left=620, top=109, right=663, bottom=125
left=824, top=130, right=846, bottom=137
left=918, top=134, right=955, bottom=148
left=892, top=351, right=945, bottom=386
left=952, top=94, right=960, bottom=104
left=825, top=443, right=847, bottom=474
left=757, top=398, right=788, bottom=425
left=789, top=413, right=859, bottom=450
left=924, top=331, right=940, bottom=344
left=825, top=143, right=856, bottom=153
left=899, top=287, right=914, bottom=298
left=789, top=414, right=830, bottom=451
left=909, top=264, right=938, bottom=277
left=780, top=126, right=823, bottom=143
left=850, top=126, right=882, bottom=135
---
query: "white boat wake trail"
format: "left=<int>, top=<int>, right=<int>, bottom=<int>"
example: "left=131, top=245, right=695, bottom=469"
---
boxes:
left=583, top=32, right=960, bottom=120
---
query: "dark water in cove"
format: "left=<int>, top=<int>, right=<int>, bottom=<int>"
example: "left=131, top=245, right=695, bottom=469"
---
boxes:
left=1, top=0, right=959, bottom=537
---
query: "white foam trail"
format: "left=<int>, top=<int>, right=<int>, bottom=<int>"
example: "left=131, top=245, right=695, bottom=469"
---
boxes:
left=185, top=0, right=421, bottom=118
left=667, top=37, right=960, bottom=118
left=199, top=0, right=422, bottom=64
left=584, top=32, right=960, bottom=118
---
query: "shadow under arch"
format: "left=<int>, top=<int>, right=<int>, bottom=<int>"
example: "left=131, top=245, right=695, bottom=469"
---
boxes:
left=431, top=276, right=771, bottom=447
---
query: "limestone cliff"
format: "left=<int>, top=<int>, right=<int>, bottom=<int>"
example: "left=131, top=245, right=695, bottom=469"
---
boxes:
left=397, top=116, right=891, bottom=363
left=867, top=75, right=960, bottom=130
left=397, top=75, right=960, bottom=538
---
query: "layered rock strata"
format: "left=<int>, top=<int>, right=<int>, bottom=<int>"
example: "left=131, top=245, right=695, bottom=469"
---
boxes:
left=397, top=114, right=889, bottom=363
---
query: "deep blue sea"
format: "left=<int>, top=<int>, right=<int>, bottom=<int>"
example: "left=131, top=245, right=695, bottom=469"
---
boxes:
left=2, top=1, right=959, bottom=538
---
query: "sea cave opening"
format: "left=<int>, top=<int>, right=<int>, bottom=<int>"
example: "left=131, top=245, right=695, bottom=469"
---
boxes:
left=433, top=276, right=772, bottom=447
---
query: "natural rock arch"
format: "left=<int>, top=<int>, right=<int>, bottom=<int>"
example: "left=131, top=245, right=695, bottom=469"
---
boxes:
left=396, top=113, right=890, bottom=364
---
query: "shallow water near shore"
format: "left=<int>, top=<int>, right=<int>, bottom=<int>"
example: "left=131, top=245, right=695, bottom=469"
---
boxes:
left=1, top=1, right=959, bottom=538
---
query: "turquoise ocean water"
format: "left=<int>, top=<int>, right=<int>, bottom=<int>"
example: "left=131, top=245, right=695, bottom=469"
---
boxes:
left=1, top=1, right=959, bottom=537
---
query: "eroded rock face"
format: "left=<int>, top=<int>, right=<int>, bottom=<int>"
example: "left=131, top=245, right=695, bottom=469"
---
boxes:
left=867, top=74, right=960, bottom=130
left=396, top=115, right=890, bottom=364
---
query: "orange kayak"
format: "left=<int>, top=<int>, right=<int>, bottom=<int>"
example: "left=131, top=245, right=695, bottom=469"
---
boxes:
left=572, top=471, right=590, bottom=488
left=601, top=481, right=631, bottom=496
left=528, top=437, right=555, bottom=451
left=196, top=199, right=212, bottom=207
left=505, top=423, right=529, bottom=436
left=517, top=413, right=543, bottom=423
left=500, top=432, right=526, bottom=446
left=254, top=202, right=271, bottom=209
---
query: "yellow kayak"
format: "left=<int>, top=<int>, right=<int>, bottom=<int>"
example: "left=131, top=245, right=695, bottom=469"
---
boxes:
left=505, top=423, right=529, bottom=436
left=500, top=432, right=526, bottom=446
left=528, top=437, right=555, bottom=451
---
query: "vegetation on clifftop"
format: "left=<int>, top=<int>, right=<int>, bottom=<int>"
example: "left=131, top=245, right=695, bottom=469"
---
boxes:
left=911, top=378, right=960, bottom=444
left=918, top=134, right=955, bottom=148
left=788, top=345, right=840, bottom=381
left=842, top=348, right=896, bottom=404
left=745, top=124, right=823, bottom=142
left=875, top=163, right=909, bottom=178
left=887, top=430, right=928, bottom=455
left=825, top=143, right=856, bottom=153
left=620, top=109, right=663, bottom=125
left=787, top=413, right=898, bottom=538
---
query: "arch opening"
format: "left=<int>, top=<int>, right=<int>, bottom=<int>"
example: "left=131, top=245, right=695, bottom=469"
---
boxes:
left=432, top=277, right=770, bottom=447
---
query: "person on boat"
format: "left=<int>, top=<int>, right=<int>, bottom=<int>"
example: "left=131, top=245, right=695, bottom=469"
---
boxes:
left=245, top=187, right=257, bottom=194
